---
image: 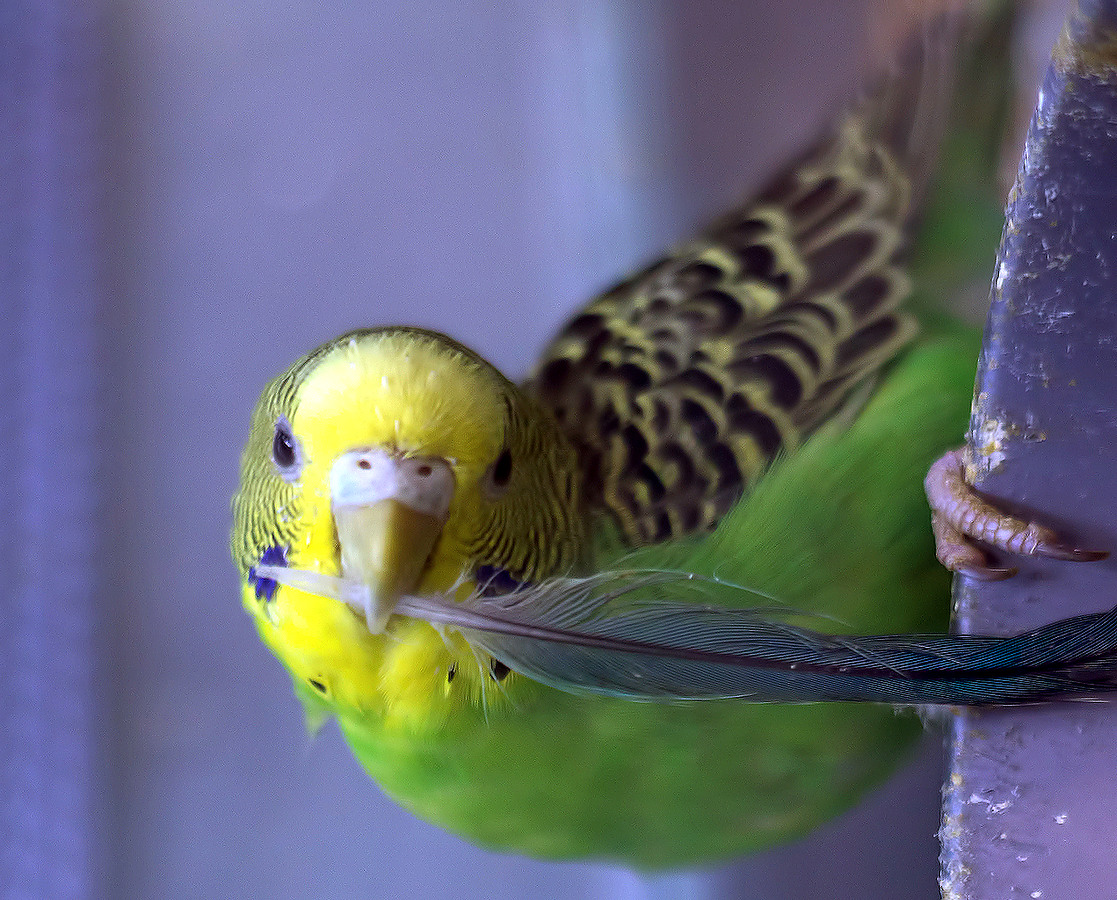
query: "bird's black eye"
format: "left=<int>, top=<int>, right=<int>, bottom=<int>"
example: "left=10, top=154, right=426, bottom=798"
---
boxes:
left=482, top=448, right=511, bottom=504
left=272, top=416, right=301, bottom=479
left=483, top=448, right=513, bottom=499
left=492, top=449, right=513, bottom=486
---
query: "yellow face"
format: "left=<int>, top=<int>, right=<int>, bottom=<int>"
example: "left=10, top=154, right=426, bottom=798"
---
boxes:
left=232, top=328, right=582, bottom=728
left=290, top=331, right=509, bottom=595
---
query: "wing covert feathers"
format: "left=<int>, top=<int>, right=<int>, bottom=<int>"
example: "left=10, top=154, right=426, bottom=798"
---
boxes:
left=528, top=22, right=956, bottom=546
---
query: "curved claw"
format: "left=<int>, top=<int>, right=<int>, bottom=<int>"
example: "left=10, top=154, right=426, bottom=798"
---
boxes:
left=1033, top=542, right=1108, bottom=563
left=924, top=447, right=1108, bottom=578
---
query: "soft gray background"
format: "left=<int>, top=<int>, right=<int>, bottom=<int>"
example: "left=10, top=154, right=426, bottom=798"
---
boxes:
left=36, top=0, right=1050, bottom=897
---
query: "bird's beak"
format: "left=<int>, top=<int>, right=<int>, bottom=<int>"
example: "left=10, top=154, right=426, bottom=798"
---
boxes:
left=330, top=449, right=454, bottom=632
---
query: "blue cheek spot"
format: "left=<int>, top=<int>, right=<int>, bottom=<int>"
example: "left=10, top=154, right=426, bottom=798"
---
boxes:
left=474, top=564, right=526, bottom=597
left=249, top=545, right=288, bottom=602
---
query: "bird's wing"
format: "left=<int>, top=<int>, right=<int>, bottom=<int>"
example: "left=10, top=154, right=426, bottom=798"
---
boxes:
left=526, top=23, right=956, bottom=545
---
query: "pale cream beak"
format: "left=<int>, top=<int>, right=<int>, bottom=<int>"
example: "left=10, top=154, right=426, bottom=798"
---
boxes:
left=330, top=449, right=454, bottom=632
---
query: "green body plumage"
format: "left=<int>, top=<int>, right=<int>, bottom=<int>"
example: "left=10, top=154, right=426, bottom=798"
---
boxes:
left=340, top=328, right=978, bottom=865
left=231, top=15, right=1026, bottom=868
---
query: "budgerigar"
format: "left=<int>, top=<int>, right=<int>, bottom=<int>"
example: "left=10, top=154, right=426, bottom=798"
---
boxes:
left=231, top=11, right=1114, bottom=868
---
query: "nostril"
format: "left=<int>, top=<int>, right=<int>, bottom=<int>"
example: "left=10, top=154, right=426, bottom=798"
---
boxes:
left=357, top=459, right=372, bottom=470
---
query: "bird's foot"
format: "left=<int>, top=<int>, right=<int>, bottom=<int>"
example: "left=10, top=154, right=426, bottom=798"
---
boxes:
left=924, top=447, right=1107, bottom=581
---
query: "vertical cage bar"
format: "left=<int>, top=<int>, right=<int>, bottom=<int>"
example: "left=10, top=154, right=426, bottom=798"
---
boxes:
left=941, top=2, right=1117, bottom=897
left=0, top=2, right=105, bottom=898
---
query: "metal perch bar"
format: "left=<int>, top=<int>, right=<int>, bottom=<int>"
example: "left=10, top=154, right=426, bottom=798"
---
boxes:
left=941, top=1, right=1117, bottom=896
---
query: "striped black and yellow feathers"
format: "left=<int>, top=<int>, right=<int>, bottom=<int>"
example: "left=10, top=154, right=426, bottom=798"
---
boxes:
left=529, top=29, right=953, bottom=545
